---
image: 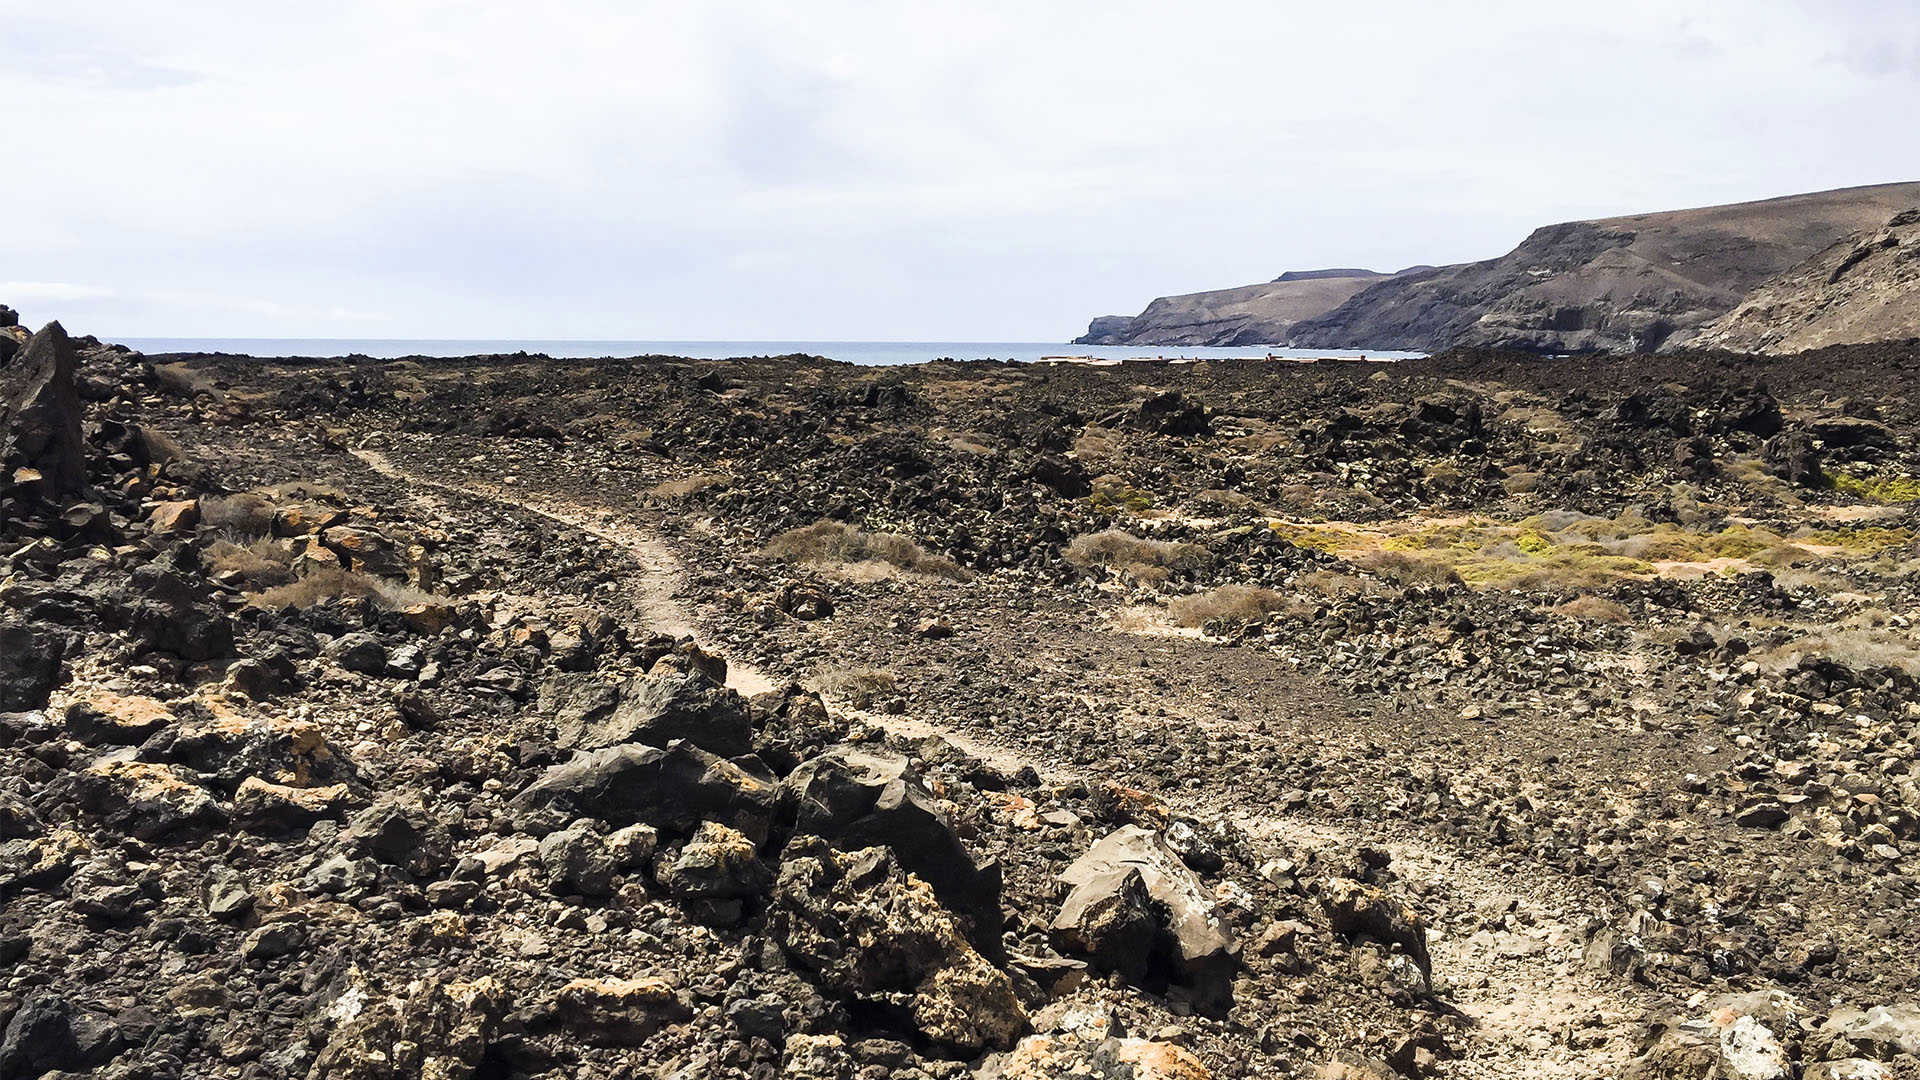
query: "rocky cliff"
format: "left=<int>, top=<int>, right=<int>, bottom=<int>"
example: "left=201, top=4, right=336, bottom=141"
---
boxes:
left=1689, top=208, right=1920, bottom=354
left=1073, top=268, right=1393, bottom=346
left=1086, top=182, right=1920, bottom=353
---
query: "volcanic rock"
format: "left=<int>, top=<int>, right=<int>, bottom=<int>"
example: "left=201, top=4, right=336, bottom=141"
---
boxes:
left=0, top=322, right=86, bottom=499
left=512, top=740, right=778, bottom=844
left=1056, top=826, right=1238, bottom=1008
left=783, top=747, right=1006, bottom=958
left=769, top=838, right=1027, bottom=1053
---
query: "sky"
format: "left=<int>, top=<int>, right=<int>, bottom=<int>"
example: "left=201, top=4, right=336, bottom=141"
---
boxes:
left=3, top=1, right=1919, bottom=341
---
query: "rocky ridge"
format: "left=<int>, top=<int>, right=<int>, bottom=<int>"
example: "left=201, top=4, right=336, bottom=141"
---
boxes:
left=1692, top=208, right=1920, bottom=354
left=1073, top=270, right=1397, bottom=347
left=1079, top=182, right=1920, bottom=354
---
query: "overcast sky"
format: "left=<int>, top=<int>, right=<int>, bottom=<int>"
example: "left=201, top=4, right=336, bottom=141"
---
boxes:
left=4, top=1, right=1918, bottom=341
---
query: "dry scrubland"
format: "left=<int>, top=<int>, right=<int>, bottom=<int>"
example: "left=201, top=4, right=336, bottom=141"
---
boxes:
left=3, top=307, right=1920, bottom=1080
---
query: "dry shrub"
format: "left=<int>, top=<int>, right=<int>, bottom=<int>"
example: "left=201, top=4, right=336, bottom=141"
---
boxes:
left=765, top=520, right=968, bottom=581
left=1064, top=530, right=1210, bottom=575
left=201, top=493, right=277, bottom=536
left=204, top=537, right=296, bottom=588
left=1552, top=595, right=1632, bottom=623
left=814, top=666, right=897, bottom=709
left=1352, top=550, right=1462, bottom=587
left=1756, top=627, right=1920, bottom=678
left=250, top=566, right=434, bottom=611
left=649, top=473, right=729, bottom=499
left=1295, top=570, right=1377, bottom=598
left=153, top=362, right=218, bottom=399
left=1169, top=585, right=1300, bottom=627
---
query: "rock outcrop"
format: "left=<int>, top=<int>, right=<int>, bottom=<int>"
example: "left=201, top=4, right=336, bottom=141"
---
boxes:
left=1691, top=208, right=1920, bottom=353
left=1079, top=182, right=1920, bottom=353
left=1, top=321, right=86, bottom=500
left=1291, top=183, right=1920, bottom=353
left=1074, top=268, right=1396, bottom=347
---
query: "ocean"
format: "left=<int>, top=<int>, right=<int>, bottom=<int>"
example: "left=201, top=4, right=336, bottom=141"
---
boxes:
left=118, top=339, right=1422, bottom=366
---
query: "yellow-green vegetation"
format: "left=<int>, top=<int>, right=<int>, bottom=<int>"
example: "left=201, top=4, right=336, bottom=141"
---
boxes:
left=1089, top=476, right=1155, bottom=514
left=1828, top=470, right=1920, bottom=504
left=1792, top=526, right=1914, bottom=554
left=765, top=520, right=968, bottom=581
left=1265, top=508, right=1916, bottom=590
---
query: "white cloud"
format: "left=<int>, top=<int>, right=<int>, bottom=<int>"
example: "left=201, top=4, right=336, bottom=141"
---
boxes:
left=0, top=0, right=1916, bottom=339
left=0, top=281, right=116, bottom=302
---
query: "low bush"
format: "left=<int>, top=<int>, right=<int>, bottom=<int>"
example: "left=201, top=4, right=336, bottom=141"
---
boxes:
left=1552, top=595, right=1633, bottom=623
left=1064, top=530, right=1210, bottom=578
left=813, top=666, right=898, bottom=709
left=765, top=520, right=968, bottom=580
left=649, top=473, right=730, bottom=499
left=201, top=493, right=277, bottom=536
left=249, top=566, right=436, bottom=611
left=1168, top=585, right=1299, bottom=627
left=1352, top=550, right=1462, bottom=587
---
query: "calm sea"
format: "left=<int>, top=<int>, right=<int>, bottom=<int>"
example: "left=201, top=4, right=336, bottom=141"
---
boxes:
left=119, top=339, right=1422, bottom=367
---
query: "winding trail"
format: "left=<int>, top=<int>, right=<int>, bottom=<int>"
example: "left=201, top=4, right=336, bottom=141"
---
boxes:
left=351, top=443, right=1668, bottom=1079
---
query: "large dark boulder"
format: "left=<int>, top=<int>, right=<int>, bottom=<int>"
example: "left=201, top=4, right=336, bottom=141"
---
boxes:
left=127, top=564, right=234, bottom=661
left=782, top=748, right=1005, bottom=961
left=769, top=839, right=1026, bottom=1053
left=512, top=741, right=778, bottom=844
left=547, top=670, right=752, bottom=758
left=1054, top=826, right=1237, bottom=1011
left=0, top=621, right=66, bottom=711
left=1, top=321, right=87, bottom=499
left=0, top=993, right=125, bottom=1079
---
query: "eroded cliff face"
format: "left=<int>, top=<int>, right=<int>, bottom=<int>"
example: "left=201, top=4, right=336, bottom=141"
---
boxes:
left=1690, top=208, right=1920, bottom=354
left=1073, top=269, right=1391, bottom=347
left=1086, top=182, right=1920, bottom=354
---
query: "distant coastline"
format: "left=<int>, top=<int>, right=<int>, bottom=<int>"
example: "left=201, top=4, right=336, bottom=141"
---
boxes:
left=119, top=338, right=1426, bottom=367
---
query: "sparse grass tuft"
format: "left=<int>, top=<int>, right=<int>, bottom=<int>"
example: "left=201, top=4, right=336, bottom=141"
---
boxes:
left=766, top=520, right=968, bottom=580
left=1552, top=595, right=1633, bottom=623
left=201, top=493, right=277, bottom=536
left=1352, top=550, right=1464, bottom=587
left=813, top=666, right=898, bottom=709
left=203, top=537, right=296, bottom=588
left=1755, top=626, right=1920, bottom=678
left=649, top=473, right=730, bottom=499
left=249, top=566, right=435, bottom=611
left=1168, top=584, right=1300, bottom=627
left=1064, top=530, right=1210, bottom=582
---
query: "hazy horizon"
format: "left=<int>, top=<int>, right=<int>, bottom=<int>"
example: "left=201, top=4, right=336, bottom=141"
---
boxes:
left=5, top=1, right=1919, bottom=340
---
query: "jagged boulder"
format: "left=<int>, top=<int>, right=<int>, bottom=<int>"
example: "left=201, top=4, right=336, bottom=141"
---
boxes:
left=1054, top=826, right=1237, bottom=1009
left=511, top=740, right=778, bottom=844
left=1, top=321, right=86, bottom=499
left=783, top=748, right=1004, bottom=959
left=0, top=992, right=126, bottom=1079
left=1318, top=877, right=1432, bottom=985
left=127, top=564, right=234, bottom=662
left=308, top=975, right=504, bottom=1080
left=546, top=669, right=752, bottom=757
left=61, top=758, right=226, bottom=841
left=0, top=621, right=66, bottom=711
left=769, top=838, right=1027, bottom=1053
